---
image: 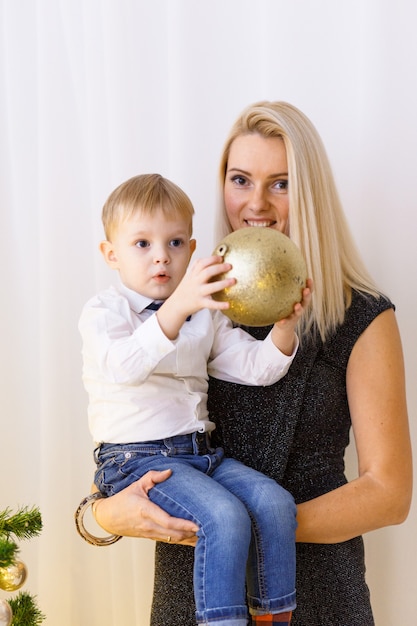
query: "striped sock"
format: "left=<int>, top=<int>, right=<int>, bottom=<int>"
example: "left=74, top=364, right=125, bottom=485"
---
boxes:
left=251, top=611, right=292, bottom=625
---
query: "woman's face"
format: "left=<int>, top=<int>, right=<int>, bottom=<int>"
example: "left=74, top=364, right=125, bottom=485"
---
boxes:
left=223, top=133, right=289, bottom=233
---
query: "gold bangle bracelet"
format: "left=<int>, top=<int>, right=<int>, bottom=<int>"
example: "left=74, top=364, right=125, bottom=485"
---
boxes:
left=74, top=493, right=122, bottom=547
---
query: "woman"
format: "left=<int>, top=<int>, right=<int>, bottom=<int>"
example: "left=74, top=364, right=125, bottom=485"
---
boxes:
left=79, top=101, right=412, bottom=625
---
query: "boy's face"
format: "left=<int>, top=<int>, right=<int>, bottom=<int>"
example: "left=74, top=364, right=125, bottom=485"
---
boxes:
left=100, top=209, right=196, bottom=300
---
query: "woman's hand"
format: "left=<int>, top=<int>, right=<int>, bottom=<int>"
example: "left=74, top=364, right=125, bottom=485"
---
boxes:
left=94, top=469, right=199, bottom=546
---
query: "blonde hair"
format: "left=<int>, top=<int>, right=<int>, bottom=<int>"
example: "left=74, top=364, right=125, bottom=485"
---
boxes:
left=102, top=173, right=194, bottom=240
left=217, top=101, right=381, bottom=342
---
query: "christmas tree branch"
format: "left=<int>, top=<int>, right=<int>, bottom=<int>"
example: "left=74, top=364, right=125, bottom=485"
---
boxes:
left=0, top=538, right=19, bottom=568
left=0, top=506, right=45, bottom=624
left=7, top=592, right=46, bottom=625
left=0, top=507, right=42, bottom=540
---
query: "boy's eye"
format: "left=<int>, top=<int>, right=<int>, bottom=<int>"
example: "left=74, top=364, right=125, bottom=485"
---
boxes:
left=170, top=238, right=183, bottom=248
left=135, top=240, right=149, bottom=248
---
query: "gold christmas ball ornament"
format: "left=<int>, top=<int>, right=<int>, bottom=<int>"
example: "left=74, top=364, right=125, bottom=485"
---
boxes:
left=211, top=227, right=307, bottom=326
left=0, top=560, right=28, bottom=592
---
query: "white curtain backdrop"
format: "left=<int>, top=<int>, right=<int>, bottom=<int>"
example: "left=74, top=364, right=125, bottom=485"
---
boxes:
left=1, top=1, right=416, bottom=624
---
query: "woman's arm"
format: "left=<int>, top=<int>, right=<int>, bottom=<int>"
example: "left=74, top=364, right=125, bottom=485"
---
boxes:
left=93, top=469, right=199, bottom=545
left=92, top=310, right=412, bottom=546
left=295, top=308, right=412, bottom=543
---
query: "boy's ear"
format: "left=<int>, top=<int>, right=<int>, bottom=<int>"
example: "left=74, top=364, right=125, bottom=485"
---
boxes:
left=189, top=238, right=197, bottom=258
left=99, top=240, right=119, bottom=269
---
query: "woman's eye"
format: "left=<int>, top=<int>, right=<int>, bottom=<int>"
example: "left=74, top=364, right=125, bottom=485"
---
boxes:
left=170, top=239, right=183, bottom=248
left=273, top=180, right=288, bottom=193
left=231, top=175, right=248, bottom=186
left=135, top=240, right=149, bottom=248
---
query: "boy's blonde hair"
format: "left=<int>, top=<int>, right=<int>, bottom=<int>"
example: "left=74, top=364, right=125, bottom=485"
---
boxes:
left=102, top=173, right=195, bottom=240
left=217, top=101, right=381, bottom=342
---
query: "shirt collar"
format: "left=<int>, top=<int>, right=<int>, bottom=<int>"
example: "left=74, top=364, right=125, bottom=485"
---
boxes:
left=117, top=282, right=162, bottom=314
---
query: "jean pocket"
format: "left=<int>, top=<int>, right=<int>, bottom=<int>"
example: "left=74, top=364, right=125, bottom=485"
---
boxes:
left=95, top=451, right=139, bottom=496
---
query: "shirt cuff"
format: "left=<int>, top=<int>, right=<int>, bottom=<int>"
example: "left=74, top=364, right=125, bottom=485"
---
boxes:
left=260, top=331, right=299, bottom=381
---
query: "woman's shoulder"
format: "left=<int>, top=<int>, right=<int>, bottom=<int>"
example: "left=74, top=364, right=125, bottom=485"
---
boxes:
left=346, top=289, right=394, bottom=327
left=321, top=289, right=394, bottom=367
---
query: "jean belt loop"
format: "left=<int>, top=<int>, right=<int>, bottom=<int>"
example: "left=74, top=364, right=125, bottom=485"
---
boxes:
left=189, top=432, right=196, bottom=455
left=194, top=432, right=208, bottom=455
left=162, top=437, right=171, bottom=456
left=93, top=444, right=102, bottom=464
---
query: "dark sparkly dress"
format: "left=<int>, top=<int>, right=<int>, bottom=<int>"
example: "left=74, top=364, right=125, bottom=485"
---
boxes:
left=150, top=291, right=393, bottom=626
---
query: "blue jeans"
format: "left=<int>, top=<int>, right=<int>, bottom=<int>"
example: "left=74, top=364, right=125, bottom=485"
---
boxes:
left=95, top=433, right=296, bottom=626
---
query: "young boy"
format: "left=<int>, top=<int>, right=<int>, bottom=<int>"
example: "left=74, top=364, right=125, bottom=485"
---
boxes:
left=79, top=173, right=309, bottom=626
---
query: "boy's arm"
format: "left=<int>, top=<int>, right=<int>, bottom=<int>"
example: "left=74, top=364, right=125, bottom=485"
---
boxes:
left=207, top=281, right=311, bottom=386
left=270, top=281, right=312, bottom=355
left=207, top=319, right=297, bottom=387
left=79, top=296, right=175, bottom=385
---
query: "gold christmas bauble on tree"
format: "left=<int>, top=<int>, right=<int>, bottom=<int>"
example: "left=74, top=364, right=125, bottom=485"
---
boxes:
left=0, top=560, right=27, bottom=592
left=211, top=227, right=307, bottom=326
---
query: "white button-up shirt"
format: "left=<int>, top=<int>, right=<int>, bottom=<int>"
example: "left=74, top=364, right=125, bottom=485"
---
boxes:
left=79, top=283, right=298, bottom=444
